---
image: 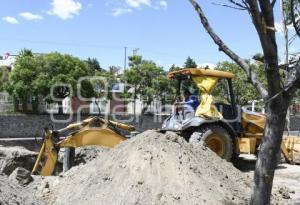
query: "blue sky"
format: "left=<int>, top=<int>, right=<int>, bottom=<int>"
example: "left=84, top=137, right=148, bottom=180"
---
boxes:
left=0, top=0, right=299, bottom=70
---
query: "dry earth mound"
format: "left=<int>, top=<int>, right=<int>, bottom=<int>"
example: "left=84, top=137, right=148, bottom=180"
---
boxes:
left=74, top=146, right=109, bottom=166
left=0, top=174, right=45, bottom=205
left=0, top=145, right=36, bottom=175
left=48, top=130, right=252, bottom=205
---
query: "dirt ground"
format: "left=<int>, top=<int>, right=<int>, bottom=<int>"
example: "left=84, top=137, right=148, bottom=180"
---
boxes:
left=235, top=154, right=300, bottom=204
left=0, top=131, right=299, bottom=205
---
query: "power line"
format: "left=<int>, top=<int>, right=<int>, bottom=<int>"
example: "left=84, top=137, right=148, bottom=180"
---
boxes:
left=0, top=38, right=126, bottom=49
left=0, top=38, right=183, bottom=58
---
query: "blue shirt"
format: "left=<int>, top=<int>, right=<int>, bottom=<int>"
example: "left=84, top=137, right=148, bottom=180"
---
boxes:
left=183, top=95, right=199, bottom=112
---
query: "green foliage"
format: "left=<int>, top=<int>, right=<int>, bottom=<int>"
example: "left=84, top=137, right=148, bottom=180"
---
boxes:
left=0, top=66, right=10, bottom=91
left=85, top=57, right=102, bottom=73
left=184, top=56, right=197, bottom=68
left=7, top=51, right=95, bottom=113
left=153, top=75, right=177, bottom=104
left=7, top=51, right=39, bottom=112
left=18, top=48, right=33, bottom=57
left=94, top=66, right=120, bottom=100
left=169, top=64, right=181, bottom=72
left=283, top=0, right=300, bottom=24
left=214, top=61, right=267, bottom=105
left=122, top=55, right=176, bottom=106
left=183, top=56, right=198, bottom=94
left=38, top=52, right=93, bottom=100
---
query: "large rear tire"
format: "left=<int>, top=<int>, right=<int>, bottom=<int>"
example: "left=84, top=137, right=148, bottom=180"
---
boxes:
left=189, top=124, right=233, bottom=161
left=63, top=147, right=75, bottom=172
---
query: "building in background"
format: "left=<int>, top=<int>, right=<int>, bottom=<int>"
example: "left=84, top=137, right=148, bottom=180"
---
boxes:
left=0, top=52, right=17, bottom=70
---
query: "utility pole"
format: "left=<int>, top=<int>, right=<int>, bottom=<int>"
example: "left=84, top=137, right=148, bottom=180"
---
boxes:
left=124, top=47, right=127, bottom=71
left=281, top=0, right=291, bottom=132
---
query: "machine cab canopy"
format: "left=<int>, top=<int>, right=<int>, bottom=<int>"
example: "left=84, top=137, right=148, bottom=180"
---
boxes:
left=168, top=68, right=235, bottom=119
left=167, top=68, right=235, bottom=80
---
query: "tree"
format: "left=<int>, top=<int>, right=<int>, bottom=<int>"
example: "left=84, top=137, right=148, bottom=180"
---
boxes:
left=37, top=52, right=94, bottom=114
left=283, top=0, right=300, bottom=36
left=215, top=61, right=266, bottom=105
left=188, top=1, right=300, bottom=204
left=85, top=57, right=102, bottom=73
left=184, top=56, right=197, bottom=68
left=19, top=48, right=33, bottom=57
left=7, top=50, right=38, bottom=112
left=7, top=51, right=95, bottom=114
left=183, top=56, right=198, bottom=94
left=169, top=64, right=181, bottom=72
left=153, top=75, right=177, bottom=106
left=0, top=66, right=10, bottom=92
left=122, top=55, right=173, bottom=114
left=94, top=66, right=120, bottom=101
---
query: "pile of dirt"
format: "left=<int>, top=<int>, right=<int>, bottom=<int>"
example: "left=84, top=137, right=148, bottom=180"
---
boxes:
left=0, top=131, right=290, bottom=205
left=47, top=130, right=252, bottom=205
left=0, top=145, right=37, bottom=175
left=74, top=146, right=109, bottom=166
left=0, top=174, right=45, bottom=205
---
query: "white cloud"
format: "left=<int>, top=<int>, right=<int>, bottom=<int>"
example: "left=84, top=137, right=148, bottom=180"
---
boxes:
left=159, top=0, right=167, bottom=9
left=197, top=63, right=216, bottom=69
left=126, top=0, right=151, bottom=8
left=2, top=16, right=19, bottom=24
left=111, top=0, right=167, bottom=16
left=112, top=8, right=132, bottom=16
left=48, top=0, right=82, bottom=20
left=19, top=12, right=43, bottom=21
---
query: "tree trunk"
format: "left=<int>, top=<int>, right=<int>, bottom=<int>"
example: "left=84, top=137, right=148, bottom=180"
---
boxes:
left=58, top=101, right=64, bottom=115
left=251, top=104, right=288, bottom=204
left=133, top=87, right=137, bottom=116
left=32, top=96, right=39, bottom=114
left=21, top=98, right=27, bottom=113
left=13, top=98, right=19, bottom=112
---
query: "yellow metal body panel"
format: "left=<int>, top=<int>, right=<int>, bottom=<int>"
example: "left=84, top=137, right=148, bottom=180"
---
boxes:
left=242, top=112, right=266, bottom=133
left=32, top=130, right=58, bottom=176
left=58, top=128, right=127, bottom=148
left=238, top=137, right=257, bottom=154
left=282, top=135, right=300, bottom=163
left=168, top=68, right=235, bottom=79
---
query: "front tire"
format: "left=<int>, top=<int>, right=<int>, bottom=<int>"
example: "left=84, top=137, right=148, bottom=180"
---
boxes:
left=189, top=124, right=233, bottom=161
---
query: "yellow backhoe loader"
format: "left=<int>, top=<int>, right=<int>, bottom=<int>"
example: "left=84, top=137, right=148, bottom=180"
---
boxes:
left=32, top=68, right=300, bottom=176
left=161, top=68, right=300, bottom=163
left=31, top=117, right=135, bottom=176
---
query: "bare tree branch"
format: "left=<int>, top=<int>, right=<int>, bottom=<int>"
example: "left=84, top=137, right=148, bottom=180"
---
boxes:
left=212, top=2, right=247, bottom=10
left=246, top=1, right=277, bottom=60
left=188, top=0, right=268, bottom=98
left=271, top=0, right=276, bottom=7
left=285, top=57, right=300, bottom=89
left=247, top=0, right=284, bottom=100
left=228, top=0, right=248, bottom=8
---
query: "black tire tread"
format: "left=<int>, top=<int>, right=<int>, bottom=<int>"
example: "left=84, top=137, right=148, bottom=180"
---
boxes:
left=189, top=124, right=233, bottom=161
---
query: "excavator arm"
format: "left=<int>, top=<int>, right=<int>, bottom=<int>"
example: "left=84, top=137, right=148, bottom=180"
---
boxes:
left=32, top=117, right=134, bottom=176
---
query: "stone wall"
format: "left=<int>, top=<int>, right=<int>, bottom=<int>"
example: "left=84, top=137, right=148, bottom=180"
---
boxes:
left=0, top=114, right=167, bottom=139
left=0, top=114, right=168, bottom=150
left=0, top=114, right=299, bottom=139
left=0, top=114, right=299, bottom=151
